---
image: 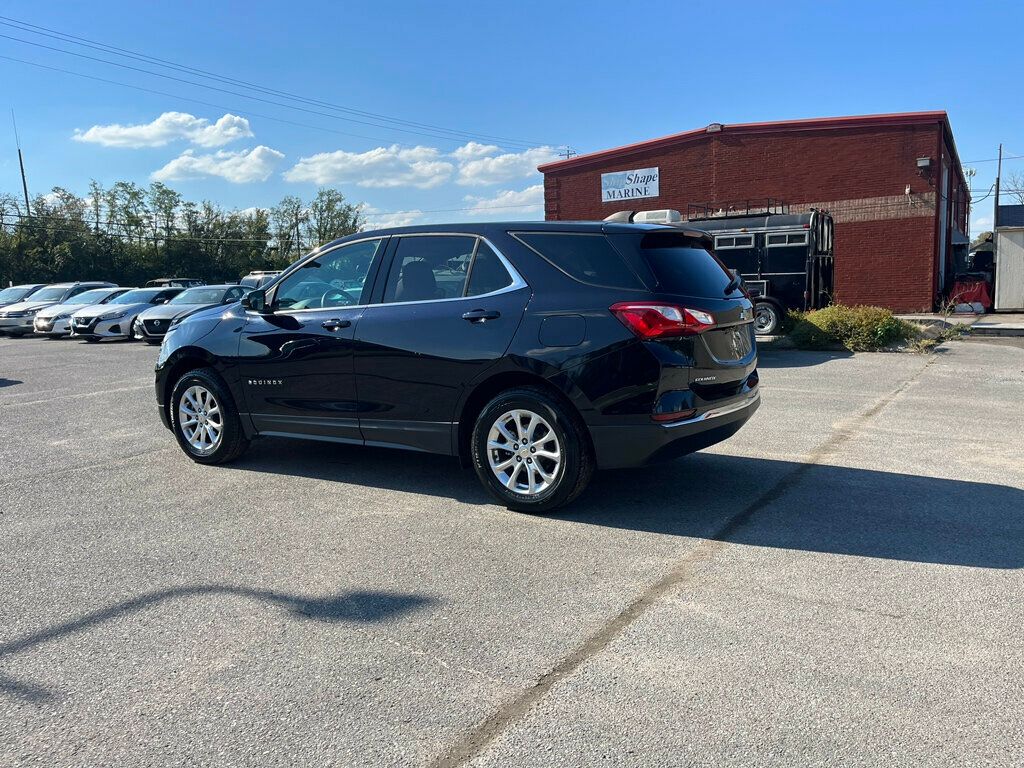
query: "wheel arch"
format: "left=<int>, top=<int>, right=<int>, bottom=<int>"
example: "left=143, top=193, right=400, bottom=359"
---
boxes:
left=455, top=369, right=593, bottom=468
left=160, top=347, right=246, bottom=434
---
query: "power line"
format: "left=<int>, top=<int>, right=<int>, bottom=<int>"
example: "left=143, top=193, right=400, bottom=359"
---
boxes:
left=0, top=28, right=552, bottom=151
left=0, top=15, right=555, bottom=149
left=0, top=53, right=442, bottom=147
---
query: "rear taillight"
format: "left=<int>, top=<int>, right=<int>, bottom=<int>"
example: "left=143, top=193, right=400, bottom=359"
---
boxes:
left=609, top=303, right=716, bottom=339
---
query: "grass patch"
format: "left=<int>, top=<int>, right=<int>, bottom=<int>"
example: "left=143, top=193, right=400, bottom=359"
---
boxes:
left=788, top=305, right=919, bottom=352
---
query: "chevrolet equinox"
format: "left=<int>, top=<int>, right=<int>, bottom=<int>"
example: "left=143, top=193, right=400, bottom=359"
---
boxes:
left=155, top=222, right=760, bottom=512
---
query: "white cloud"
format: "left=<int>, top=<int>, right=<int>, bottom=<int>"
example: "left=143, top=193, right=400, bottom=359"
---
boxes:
left=284, top=145, right=453, bottom=188
left=456, top=146, right=560, bottom=186
left=464, top=184, right=544, bottom=218
left=73, top=111, right=253, bottom=149
left=451, top=141, right=500, bottom=161
left=151, top=146, right=285, bottom=184
left=359, top=205, right=424, bottom=230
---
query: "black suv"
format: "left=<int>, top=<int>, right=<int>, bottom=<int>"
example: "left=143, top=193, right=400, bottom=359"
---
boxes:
left=155, top=222, right=759, bottom=512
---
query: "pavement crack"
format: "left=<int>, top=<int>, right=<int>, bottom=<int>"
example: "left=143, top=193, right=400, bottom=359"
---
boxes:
left=427, top=357, right=935, bottom=768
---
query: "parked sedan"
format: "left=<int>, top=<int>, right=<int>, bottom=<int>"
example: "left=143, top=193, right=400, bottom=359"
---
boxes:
left=133, top=285, right=249, bottom=344
left=0, top=282, right=117, bottom=335
left=0, top=283, right=46, bottom=309
left=70, top=287, right=183, bottom=342
left=33, top=287, right=129, bottom=337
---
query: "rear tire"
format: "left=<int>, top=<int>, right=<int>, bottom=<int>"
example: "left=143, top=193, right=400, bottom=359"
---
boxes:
left=471, top=386, right=593, bottom=513
left=754, top=301, right=781, bottom=335
left=170, top=367, right=249, bottom=465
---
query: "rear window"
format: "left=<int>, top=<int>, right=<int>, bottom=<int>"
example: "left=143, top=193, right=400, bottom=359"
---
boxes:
left=626, top=232, right=737, bottom=297
left=514, top=233, right=644, bottom=290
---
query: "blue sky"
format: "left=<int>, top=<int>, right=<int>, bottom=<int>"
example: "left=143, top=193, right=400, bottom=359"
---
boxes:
left=0, top=0, right=1019, bottom=233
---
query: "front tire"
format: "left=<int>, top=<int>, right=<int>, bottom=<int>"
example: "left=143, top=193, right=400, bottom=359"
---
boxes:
left=471, top=386, right=593, bottom=513
left=170, top=367, right=249, bottom=464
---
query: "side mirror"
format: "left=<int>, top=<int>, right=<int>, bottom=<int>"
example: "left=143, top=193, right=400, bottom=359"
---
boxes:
left=241, top=289, right=267, bottom=312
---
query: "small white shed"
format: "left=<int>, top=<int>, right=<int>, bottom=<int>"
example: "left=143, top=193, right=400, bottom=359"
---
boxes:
left=995, top=207, right=1024, bottom=311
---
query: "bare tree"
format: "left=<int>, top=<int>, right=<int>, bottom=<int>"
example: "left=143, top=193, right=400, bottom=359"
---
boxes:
left=1005, top=170, right=1024, bottom=205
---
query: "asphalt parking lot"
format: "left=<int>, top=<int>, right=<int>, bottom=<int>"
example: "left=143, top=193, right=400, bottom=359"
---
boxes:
left=2, top=335, right=1023, bottom=767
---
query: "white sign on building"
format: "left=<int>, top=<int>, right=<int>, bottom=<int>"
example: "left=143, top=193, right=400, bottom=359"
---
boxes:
left=601, top=167, right=660, bottom=202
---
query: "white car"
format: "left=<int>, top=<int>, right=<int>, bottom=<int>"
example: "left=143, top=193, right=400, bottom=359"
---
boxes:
left=69, top=287, right=183, bottom=342
left=33, top=287, right=129, bottom=337
left=0, top=282, right=117, bottom=336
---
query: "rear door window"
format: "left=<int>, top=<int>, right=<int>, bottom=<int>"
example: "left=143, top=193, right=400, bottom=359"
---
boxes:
left=614, top=232, right=738, bottom=297
left=382, top=236, right=477, bottom=303
left=514, top=232, right=644, bottom=290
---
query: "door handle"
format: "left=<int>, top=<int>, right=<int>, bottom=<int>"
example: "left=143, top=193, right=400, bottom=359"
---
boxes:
left=462, top=309, right=500, bottom=323
left=321, top=318, right=351, bottom=331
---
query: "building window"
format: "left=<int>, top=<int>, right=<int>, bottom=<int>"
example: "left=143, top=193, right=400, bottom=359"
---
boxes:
left=715, top=234, right=753, bottom=249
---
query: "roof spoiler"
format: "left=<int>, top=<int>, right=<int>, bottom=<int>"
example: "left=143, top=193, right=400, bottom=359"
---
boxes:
left=604, top=209, right=712, bottom=244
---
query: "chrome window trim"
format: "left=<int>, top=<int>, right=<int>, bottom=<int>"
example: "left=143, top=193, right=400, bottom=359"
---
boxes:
left=255, top=232, right=527, bottom=316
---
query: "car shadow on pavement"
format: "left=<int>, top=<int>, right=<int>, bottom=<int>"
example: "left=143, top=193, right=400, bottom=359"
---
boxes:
left=756, top=349, right=853, bottom=367
left=234, top=439, right=1024, bottom=571
left=0, top=585, right=436, bottom=704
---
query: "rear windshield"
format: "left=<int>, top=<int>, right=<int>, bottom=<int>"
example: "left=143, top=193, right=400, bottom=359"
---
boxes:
left=623, top=232, right=738, bottom=297
left=514, top=232, right=644, bottom=290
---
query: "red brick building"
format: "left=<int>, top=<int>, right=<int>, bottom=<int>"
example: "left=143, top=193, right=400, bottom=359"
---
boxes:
left=538, top=112, right=969, bottom=312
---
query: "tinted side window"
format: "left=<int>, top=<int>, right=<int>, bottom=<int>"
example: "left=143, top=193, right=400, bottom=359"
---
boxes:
left=274, top=239, right=382, bottom=310
left=514, top=233, right=644, bottom=289
left=382, top=236, right=476, bottom=303
left=466, top=242, right=514, bottom=297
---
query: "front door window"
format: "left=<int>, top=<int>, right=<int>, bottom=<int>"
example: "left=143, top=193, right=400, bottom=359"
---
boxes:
left=273, top=239, right=383, bottom=311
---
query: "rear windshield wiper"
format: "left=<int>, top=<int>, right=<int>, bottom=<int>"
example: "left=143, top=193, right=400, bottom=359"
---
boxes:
left=724, top=273, right=741, bottom=295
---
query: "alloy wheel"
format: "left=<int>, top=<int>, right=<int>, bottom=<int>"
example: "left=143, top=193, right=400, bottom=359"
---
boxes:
left=486, top=409, right=562, bottom=496
left=178, top=385, right=224, bottom=455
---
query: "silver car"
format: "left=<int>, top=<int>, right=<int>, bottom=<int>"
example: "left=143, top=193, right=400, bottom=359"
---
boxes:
left=0, top=283, right=46, bottom=310
left=133, top=285, right=249, bottom=344
left=33, top=287, right=129, bottom=337
left=69, top=287, right=183, bottom=342
left=0, top=282, right=117, bottom=336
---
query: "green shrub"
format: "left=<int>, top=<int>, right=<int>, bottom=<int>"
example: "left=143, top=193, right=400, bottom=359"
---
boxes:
left=789, top=305, right=918, bottom=352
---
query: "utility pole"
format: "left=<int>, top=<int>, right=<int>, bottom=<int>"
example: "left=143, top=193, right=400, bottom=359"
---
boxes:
left=559, top=147, right=577, bottom=160
left=995, top=143, right=1002, bottom=229
left=11, top=110, right=30, bottom=216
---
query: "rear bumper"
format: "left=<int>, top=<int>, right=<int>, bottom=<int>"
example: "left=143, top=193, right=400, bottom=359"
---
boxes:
left=588, top=388, right=760, bottom=469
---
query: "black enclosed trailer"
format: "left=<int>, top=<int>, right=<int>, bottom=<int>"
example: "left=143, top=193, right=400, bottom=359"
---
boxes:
left=684, top=203, right=834, bottom=334
left=606, top=203, right=834, bottom=334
